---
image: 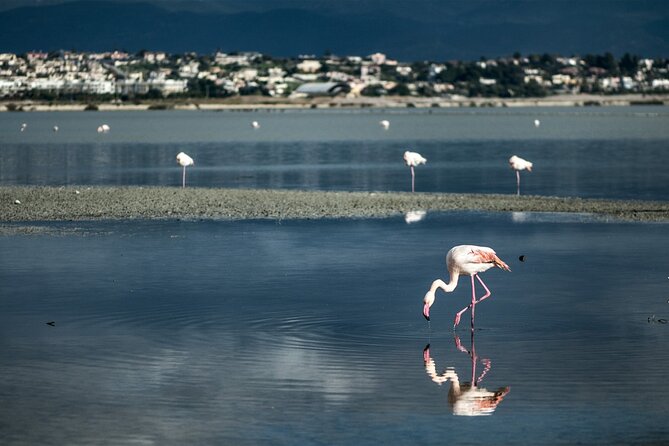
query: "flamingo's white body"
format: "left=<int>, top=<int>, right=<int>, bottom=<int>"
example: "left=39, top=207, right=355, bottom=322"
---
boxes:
left=97, top=124, right=110, bottom=133
left=53, top=125, right=59, bottom=132
left=176, top=152, right=194, bottom=188
left=251, top=121, right=260, bottom=129
left=379, top=119, right=390, bottom=130
left=508, top=155, right=532, bottom=195
left=403, top=150, right=427, bottom=193
left=534, top=119, right=541, bottom=127
left=423, top=245, right=510, bottom=328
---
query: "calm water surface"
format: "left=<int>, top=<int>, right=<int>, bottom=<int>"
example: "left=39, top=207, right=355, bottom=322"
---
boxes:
left=1, top=107, right=668, bottom=200
left=1, top=213, right=668, bottom=445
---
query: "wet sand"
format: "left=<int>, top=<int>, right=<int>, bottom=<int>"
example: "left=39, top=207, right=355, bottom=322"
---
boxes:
left=1, top=186, right=668, bottom=224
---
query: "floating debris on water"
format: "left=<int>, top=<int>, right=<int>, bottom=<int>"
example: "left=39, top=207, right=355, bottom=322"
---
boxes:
left=519, top=255, right=526, bottom=262
left=648, top=315, right=668, bottom=324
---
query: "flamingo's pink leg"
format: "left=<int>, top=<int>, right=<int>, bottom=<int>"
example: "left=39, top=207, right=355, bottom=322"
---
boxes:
left=453, top=274, right=494, bottom=329
left=411, top=166, right=415, bottom=192
left=516, top=170, right=520, bottom=195
left=182, top=166, right=186, bottom=188
left=473, top=274, right=492, bottom=304
left=454, top=274, right=478, bottom=328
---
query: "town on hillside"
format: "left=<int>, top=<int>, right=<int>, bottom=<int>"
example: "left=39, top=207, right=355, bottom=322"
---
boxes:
left=0, top=50, right=668, bottom=103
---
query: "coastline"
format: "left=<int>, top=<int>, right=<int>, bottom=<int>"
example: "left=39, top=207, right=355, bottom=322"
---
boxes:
left=1, top=93, right=668, bottom=112
left=2, top=186, right=668, bottom=224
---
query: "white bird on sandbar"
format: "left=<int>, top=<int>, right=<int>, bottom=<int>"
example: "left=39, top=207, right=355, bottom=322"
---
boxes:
left=176, top=152, right=194, bottom=188
left=403, top=150, right=426, bottom=193
left=508, top=155, right=533, bottom=195
left=379, top=119, right=390, bottom=130
left=423, top=245, right=511, bottom=328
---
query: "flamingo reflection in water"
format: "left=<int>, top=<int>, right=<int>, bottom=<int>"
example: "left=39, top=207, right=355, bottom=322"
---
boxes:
left=423, top=332, right=510, bottom=416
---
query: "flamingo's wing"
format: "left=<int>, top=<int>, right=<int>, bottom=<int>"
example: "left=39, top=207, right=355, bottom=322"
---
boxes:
left=469, top=248, right=511, bottom=272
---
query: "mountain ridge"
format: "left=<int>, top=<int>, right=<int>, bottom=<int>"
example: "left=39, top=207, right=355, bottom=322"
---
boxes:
left=1, top=0, right=668, bottom=60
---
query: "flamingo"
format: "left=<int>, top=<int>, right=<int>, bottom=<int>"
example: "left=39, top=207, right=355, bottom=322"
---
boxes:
left=423, top=245, right=510, bottom=328
left=379, top=119, right=390, bottom=130
left=176, top=152, right=194, bottom=188
left=251, top=121, right=260, bottom=129
left=403, top=150, right=426, bottom=193
left=508, top=155, right=533, bottom=195
left=534, top=119, right=541, bottom=127
left=97, top=124, right=110, bottom=133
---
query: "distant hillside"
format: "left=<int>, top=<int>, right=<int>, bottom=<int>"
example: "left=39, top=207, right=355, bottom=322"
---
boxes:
left=0, top=0, right=668, bottom=60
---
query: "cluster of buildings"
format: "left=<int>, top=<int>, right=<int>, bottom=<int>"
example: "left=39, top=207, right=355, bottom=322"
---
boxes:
left=0, top=50, right=667, bottom=100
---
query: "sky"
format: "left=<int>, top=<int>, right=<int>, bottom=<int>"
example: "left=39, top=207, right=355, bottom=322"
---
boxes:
left=0, top=0, right=667, bottom=60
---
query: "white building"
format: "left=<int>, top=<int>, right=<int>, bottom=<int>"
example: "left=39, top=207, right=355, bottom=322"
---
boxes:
left=297, top=60, right=322, bottom=73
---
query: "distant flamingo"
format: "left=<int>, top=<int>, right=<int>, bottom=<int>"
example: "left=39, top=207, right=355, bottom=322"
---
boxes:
left=534, top=119, right=541, bottom=127
left=423, top=245, right=510, bottom=328
left=379, top=119, right=390, bottom=130
left=508, top=155, right=533, bottom=196
left=403, top=150, right=426, bottom=193
left=251, top=121, right=260, bottom=129
left=176, top=152, right=194, bottom=188
left=97, top=124, right=110, bottom=133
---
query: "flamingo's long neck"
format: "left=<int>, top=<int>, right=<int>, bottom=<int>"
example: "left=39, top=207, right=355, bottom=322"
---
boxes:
left=431, top=271, right=460, bottom=294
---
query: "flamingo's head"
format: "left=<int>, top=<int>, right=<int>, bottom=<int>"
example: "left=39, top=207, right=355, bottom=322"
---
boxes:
left=423, top=290, right=435, bottom=321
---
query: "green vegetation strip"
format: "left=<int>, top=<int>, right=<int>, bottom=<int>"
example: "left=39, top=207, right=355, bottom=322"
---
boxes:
left=1, top=186, right=668, bottom=222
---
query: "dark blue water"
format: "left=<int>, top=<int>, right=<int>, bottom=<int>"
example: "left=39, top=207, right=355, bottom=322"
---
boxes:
left=1, top=213, right=668, bottom=445
left=1, top=107, right=668, bottom=200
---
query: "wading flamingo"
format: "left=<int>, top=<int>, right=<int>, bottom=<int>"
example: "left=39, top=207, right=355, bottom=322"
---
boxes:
left=423, top=245, right=510, bottom=329
left=176, top=152, right=194, bottom=188
left=508, top=155, right=533, bottom=196
left=403, top=150, right=426, bottom=193
left=251, top=121, right=260, bottom=129
left=379, top=119, right=390, bottom=130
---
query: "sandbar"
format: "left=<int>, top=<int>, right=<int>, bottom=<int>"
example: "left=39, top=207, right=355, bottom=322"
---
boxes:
left=1, top=187, right=668, bottom=225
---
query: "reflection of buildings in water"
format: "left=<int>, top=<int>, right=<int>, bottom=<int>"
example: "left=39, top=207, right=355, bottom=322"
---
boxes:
left=404, top=210, right=426, bottom=224
left=423, top=332, right=509, bottom=416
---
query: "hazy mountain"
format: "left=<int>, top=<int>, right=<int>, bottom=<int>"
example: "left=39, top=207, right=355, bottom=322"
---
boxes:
left=1, top=0, right=667, bottom=60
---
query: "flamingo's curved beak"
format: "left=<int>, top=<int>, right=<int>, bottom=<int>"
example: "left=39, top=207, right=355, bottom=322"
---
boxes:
left=423, top=302, right=430, bottom=321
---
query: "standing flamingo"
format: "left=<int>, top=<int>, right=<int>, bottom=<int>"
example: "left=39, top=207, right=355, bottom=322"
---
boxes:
left=403, top=150, right=426, bottom=193
left=423, top=245, right=510, bottom=328
left=508, top=155, right=533, bottom=196
left=176, top=152, right=194, bottom=188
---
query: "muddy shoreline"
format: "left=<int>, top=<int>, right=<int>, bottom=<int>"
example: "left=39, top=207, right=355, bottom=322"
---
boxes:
left=1, top=186, right=668, bottom=224
left=2, top=93, right=668, bottom=112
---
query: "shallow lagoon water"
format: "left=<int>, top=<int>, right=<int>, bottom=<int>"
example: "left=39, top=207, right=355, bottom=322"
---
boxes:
left=1, top=107, right=668, bottom=200
left=1, top=212, right=668, bottom=445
